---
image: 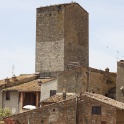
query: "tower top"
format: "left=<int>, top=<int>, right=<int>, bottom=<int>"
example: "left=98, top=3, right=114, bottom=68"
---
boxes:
left=37, top=2, right=88, bottom=14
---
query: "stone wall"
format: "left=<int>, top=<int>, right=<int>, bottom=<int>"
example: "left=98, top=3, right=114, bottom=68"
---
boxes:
left=36, top=4, right=65, bottom=74
left=0, top=88, right=2, bottom=108
left=4, top=98, right=77, bottom=124
left=35, top=3, right=89, bottom=76
left=64, top=3, right=89, bottom=69
left=116, top=60, right=124, bottom=102
left=57, top=66, right=88, bottom=94
left=57, top=66, right=116, bottom=97
left=78, top=95, right=116, bottom=124
left=116, top=110, right=124, bottom=124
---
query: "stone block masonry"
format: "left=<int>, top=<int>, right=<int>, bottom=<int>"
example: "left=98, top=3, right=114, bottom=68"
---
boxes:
left=35, top=3, right=89, bottom=77
left=4, top=98, right=77, bottom=124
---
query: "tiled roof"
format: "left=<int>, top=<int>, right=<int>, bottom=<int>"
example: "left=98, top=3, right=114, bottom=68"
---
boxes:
left=2, top=78, right=53, bottom=92
left=41, top=93, right=77, bottom=103
left=0, top=74, right=37, bottom=87
left=84, top=92, right=124, bottom=110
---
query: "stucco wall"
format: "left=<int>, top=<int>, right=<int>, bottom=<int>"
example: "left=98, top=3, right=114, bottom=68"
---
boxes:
left=40, top=79, right=57, bottom=101
left=2, top=91, right=19, bottom=114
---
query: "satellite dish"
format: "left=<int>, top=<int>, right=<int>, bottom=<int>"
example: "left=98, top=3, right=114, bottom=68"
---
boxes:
left=12, top=108, right=16, bottom=114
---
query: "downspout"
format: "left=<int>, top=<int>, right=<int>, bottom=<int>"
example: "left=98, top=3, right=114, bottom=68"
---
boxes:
left=76, top=95, right=78, bottom=124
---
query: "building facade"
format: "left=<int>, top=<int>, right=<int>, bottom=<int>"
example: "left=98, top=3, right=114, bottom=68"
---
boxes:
left=4, top=93, right=124, bottom=124
left=116, top=60, right=124, bottom=102
left=35, top=3, right=89, bottom=76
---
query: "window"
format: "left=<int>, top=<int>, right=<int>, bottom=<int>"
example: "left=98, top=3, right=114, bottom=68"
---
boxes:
left=6, top=91, right=10, bottom=100
left=50, top=90, right=56, bottom=97
left=92, top=106, right=101, bottom=114
left=101, top=121, right=106, bottom=124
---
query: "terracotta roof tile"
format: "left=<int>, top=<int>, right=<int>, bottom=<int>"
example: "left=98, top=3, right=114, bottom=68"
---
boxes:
left=41, top=93, right=77, bottom=103
left=84, top=92, right=124, bottom=110
left=0, top=74, right=37, bottom=87
left=2, top=78, right=53, bottom=92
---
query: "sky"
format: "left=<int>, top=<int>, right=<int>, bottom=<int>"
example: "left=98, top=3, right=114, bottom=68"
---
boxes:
left=0, top=0, right=124, bottom=79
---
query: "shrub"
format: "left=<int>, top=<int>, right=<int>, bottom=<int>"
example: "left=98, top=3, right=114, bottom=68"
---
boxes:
left=0, top=108, right=11, bottom=119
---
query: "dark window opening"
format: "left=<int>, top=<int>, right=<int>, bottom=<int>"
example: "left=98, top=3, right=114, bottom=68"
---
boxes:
left=22, top=92, right=40, bottom=107
left=50, top=90, right=56, bottom=97
left=41, top=120, right=44, bottom=123
left=92, top=106, right=101, bottom=114
left=6, top=91, right=10, bottom=100
left=53, top=108, right=55, bottom=112
left=101, top=121, right=106, bottom=124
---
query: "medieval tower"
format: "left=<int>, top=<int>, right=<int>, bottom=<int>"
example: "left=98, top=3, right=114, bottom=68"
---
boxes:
left=35, top=3, right=89, bottom=76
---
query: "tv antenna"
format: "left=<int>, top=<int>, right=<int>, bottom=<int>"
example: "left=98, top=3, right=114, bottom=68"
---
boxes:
left=116, top=51, right=119, bottom=62
left=12, top=65, right=14, bottom=76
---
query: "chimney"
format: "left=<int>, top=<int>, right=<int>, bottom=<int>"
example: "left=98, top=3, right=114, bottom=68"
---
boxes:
left=105, top=67, right=109, bottom=72
left=63, top=90, right=66, bottom=100
left=5, top=77, right=10, bottom=84
left=37, top=79, right=42, bottom=86
left=12, top=75, right=17, bottom=82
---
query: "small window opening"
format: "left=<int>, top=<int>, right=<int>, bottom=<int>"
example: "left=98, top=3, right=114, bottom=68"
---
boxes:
left=50, top=90, right=56, bottom=97
left=101, top=121, right=106, bottom=124
left=53, top=109, right=55, bottom=112
left=92, top=106, right=101, bottom=114
left=6, top=91, right=10, bottom=100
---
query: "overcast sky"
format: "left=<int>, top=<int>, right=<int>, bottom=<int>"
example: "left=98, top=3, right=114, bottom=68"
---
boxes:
left=0, top=0, right=124, bottom=79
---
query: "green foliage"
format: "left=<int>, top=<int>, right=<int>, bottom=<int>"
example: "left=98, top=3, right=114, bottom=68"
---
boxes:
left=0, top=108, right=11, bottom=119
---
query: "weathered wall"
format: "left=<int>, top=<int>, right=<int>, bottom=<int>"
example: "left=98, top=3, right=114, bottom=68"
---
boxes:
left=116, top=60, right=124, bottom=102
left=36, top=5, right=65, bottom=74
left=64, top=3, right=89, bottom=69
left=116, top=110, right=124, bottom=124
left=57, top=66, right=116, bottom=96
left=0, top=88, right=2, bottom=108
left=57, top=67, right=88, bottom=94
left=78, top=95, right=116, bottom=124
left=2, top=91, right=19, bottom=114
left=40, top=79, right=57, bottom=101
left=5, top=98, right=77, bottom=124
left=88, top=68, right=116, bottom=98
left=35, top=3, right=89, bottom=76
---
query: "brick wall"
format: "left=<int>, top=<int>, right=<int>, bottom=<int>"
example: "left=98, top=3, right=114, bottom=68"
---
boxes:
left=4, top=98, right=77, bottom=124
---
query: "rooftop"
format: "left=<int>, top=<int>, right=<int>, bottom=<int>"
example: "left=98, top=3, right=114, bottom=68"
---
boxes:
left=84, top=92, right=124, bottom=110
left=0, top=74, right=37, bottom=87
left=41, top=93, right=77, bottom=103
left=37, top=2, right=88, bottom=14
left=2, top=78, right=53, bottom=92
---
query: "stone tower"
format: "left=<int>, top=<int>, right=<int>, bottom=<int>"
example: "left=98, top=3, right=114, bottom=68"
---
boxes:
left=116, top=60, right=124, bottom=102
left=35, top=3, right=89, bottom=77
